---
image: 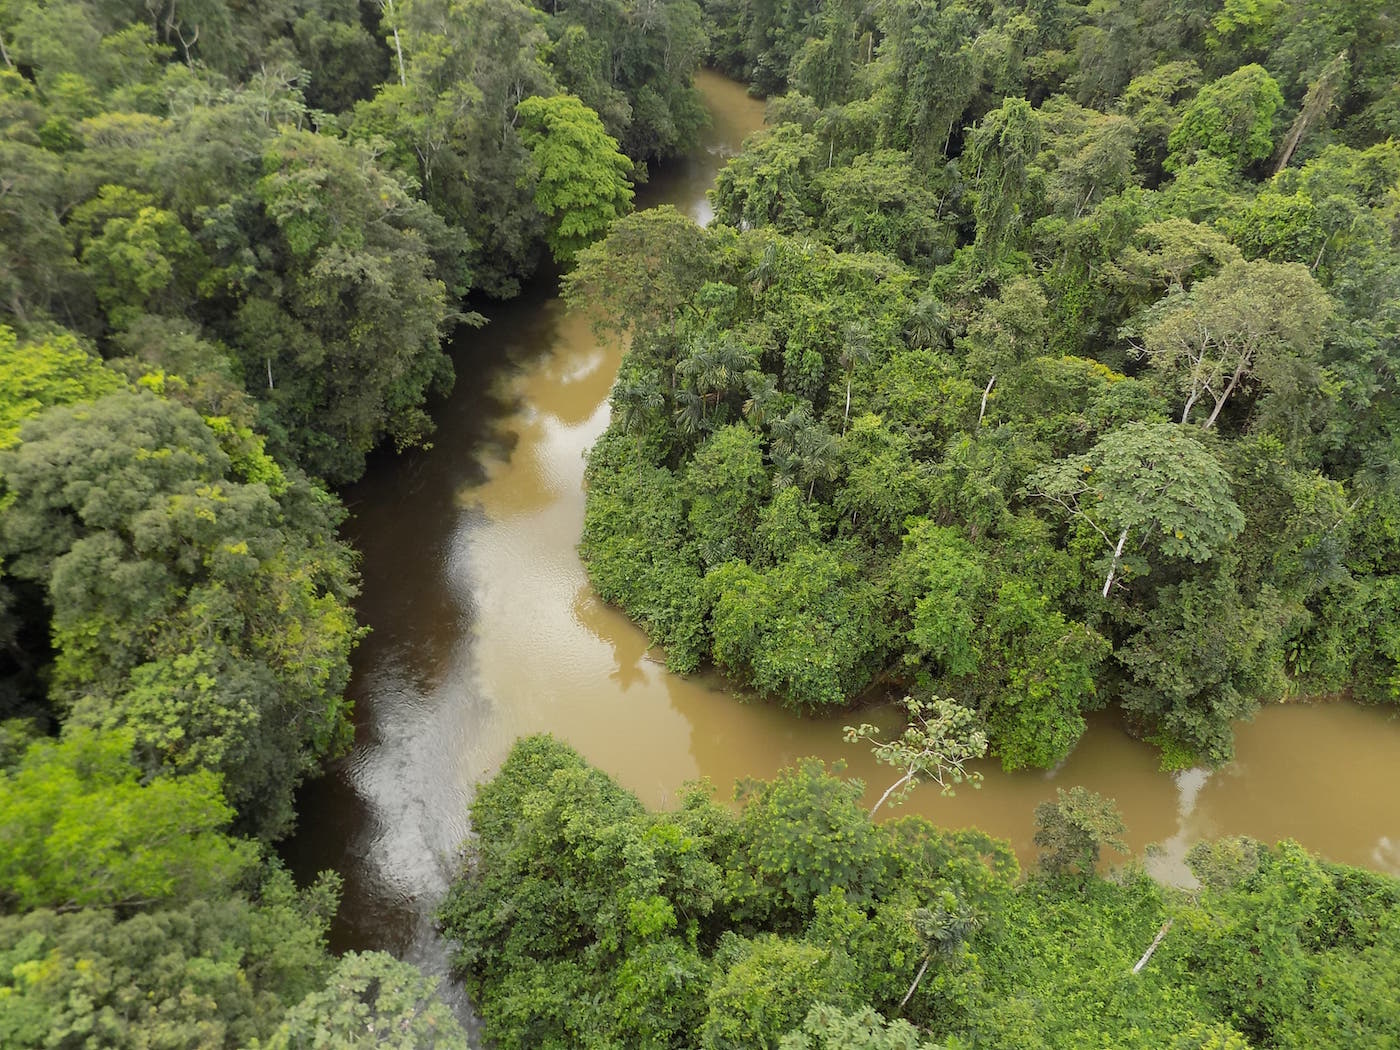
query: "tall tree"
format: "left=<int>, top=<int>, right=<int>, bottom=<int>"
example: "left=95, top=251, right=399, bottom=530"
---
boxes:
left=1131, top=259, right=1332, bottom=431
left=1029, top=422, right=1245, bottom=598
left=967, top=98, right=1042, bottom=268
left=517, top=93, right=633, bottom=264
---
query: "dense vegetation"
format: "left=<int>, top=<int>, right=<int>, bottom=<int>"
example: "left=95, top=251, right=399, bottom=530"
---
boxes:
left=443, top=734, right=1400, bottom=1048
left=574, top=0, right=1400, bottom=769
left=0, top=0, right=707, bottom=1044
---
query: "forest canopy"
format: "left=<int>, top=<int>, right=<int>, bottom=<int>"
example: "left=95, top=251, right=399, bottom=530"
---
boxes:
left=575, top=0, right=1400, bottom=771
left=442, top=734, right=1400, bottom=1049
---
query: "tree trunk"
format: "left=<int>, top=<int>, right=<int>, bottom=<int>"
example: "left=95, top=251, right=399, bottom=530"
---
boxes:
left=1178, top=385, right=1200, bottom=425
left=383, top=0, right=407, bottom=87
left=1132, top=920, right=1173, bottom=974
left=1200, top=360, right=1248, bottom=431
left=843, top=375, right=852, bottom=432
left=1102, top=525, right=1130, bottom=598
left=979, top=374, right=996, bottom=425
left=900, top=955, right=931, bottom=1009
left=870, top=768, right=915, bottom=817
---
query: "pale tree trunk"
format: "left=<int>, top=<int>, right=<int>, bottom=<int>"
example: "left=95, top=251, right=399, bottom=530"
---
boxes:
left=1102, top=526, right=1130, bottom=598
left=843, top=375, right=852, bottom=432
left=1273, top=52, right=1346, bottom=176
left=1200, top=360, right=1248, bottom=431
left=1178, top=386, right=1199, bottom=424
left=979, top=374, right=996, bottom=425
left=870, top=768, right=915, bottom=817
left=0, top=30, right=12, bottom=68
left=900, top=955, right=931, bottom=1009
left=1132, top=920, right=1173, bottom=974
left=382, top=0, right=407, bottom=87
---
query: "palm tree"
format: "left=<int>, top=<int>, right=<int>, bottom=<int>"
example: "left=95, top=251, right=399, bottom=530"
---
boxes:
left=745, top=240, right=780, bottom=295
left=672, top=388, right=707, bottom=437
left=769, top=404, right=814, bottom=455
left=904, top=292, right=951, bottom=349
left=900, top=893, right=980, bottom=1009
left=838, top=322, right=873, bottom=433
left=678, top=339, right=751, bottom=423
left=611, top=377, right=663, bottom=435
left=795, top=422, right=840, bottom=500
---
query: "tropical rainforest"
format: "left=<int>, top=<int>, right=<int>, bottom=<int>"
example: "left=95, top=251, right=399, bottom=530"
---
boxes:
left=575, top=0, right=1400, bottom=772
left=1, top=0, right=1398, bottom=1046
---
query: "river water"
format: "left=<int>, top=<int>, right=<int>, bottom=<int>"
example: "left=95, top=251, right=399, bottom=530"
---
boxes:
left=283, top=70, right=1400, bottom=1004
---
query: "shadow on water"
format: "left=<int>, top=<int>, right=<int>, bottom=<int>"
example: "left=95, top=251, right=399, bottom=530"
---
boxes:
left=278, top=74, right=769, bottom=1037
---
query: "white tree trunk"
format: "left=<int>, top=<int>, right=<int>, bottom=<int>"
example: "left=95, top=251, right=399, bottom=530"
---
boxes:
left=1102, top=526, right=1130, bottom=598
left=383, top=0, right=407, bottom=86
left=900, top=955, right=932, bottom=1008
left=979, top=374, right=996, bottom=425
left=1200, top=361, right=1248, bottom=431
left=1132, top=920, right=1173, bottom=974
left=870, top=768, right=916, bottom=817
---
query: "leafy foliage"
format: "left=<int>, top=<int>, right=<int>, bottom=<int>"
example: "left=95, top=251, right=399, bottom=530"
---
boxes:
left=845, top=696, right=988, bottom=814
left=444, top=738, right=1400, bottom=1048
left=1032, top=786, right=1129, bottom=878
left=0, top=392, right=360, bottom=839
left=0, top=728, right=255, bottom=912
left=265, top=951, right=469, bottom=1050
left=517, top=93, right=634, bottom=264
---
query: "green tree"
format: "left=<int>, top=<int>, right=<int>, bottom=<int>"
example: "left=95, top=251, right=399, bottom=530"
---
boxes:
left=564, top=205, right=716, bottom=340
left=959, top=276, right=1047, bottom=425
left=1032, top=786, right=1128, bottom=878
left=967, top=98, right=1042, bottom=267
left=249, top=128, right=456, bottom=482
left=703, top=935, right=848, bottom=1050
left=708, top=546, right=885, bottom=709
left=516, top=93, right=634, bottom=265
left=350, top=0, right=554, bottom=296
left=0, top=728, right=256, bottom=912
left=265, top=951, right=469, bottom=1049
left=0, top=392, right=359, bottom=838
left=70, top=184, right=203, bottom=328
left=780, top=1004, right=944, bottom=1050
left=731, top=758, right=890, bottom=925
left=845, top=696, right=988, bottom=815
left=1028, top=422, right=1245, bottom=597
left=1132, top=259, right=1332, bottom=431
left=711, top=123, right=819, bottom=232
left=1036, top=96, right=1139, bottom=220
left=1165, top=64, right=1283, bottom=173
left=0, top=866, right=341, bottom=1049
left=0, top=325, right=125, bottom=448
left=1117, top=565, right=1295, bottom=764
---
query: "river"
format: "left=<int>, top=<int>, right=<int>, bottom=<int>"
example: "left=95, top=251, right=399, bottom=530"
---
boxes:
left=282, top=70, right=1400, bottom=1016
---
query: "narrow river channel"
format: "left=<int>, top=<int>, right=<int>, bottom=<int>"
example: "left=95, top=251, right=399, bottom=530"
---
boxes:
left=282, top=70, right=1400, bottom=1018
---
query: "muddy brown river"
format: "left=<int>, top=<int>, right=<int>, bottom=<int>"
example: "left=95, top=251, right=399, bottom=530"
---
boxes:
left=283, top=71, right=1400, bottom=1017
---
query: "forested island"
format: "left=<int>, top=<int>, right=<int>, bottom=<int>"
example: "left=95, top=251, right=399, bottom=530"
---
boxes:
left=575, top=0, right=1400, bottom=772
left=2, top=0, right=1399, bottom=1046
